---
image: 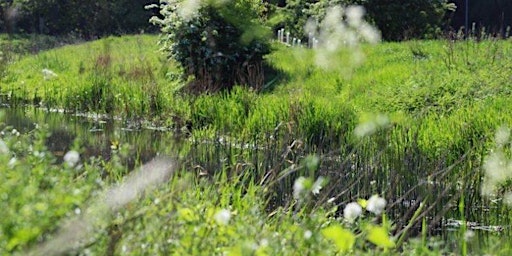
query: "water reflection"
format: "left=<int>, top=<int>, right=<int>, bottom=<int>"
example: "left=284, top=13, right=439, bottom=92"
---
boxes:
left=0, top=107, right=172, bottom=169
left=1, top=107, right=509, bottom=245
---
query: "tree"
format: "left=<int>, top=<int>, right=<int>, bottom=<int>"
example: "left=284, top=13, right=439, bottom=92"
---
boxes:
left=272, top=0, right=454, bottom=41
left=362, top=0, right=455, bottom=40
left=3, top=0, right=157, bottom=37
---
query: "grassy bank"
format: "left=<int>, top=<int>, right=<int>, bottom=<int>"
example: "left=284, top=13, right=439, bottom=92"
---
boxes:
left=2, top=34, right=512, bottom=254
left=3, top=35, right=512, bottom=154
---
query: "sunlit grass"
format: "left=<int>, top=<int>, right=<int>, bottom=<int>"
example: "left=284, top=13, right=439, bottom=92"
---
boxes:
left=2, top=34, right=512, bottom=254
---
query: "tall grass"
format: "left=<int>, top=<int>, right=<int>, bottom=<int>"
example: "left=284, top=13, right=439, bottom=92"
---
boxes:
left=2, top=34, right=512, bottom=253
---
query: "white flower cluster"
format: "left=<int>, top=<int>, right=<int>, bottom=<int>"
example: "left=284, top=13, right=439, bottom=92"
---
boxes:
left=354, top=114, right=390, bottom=138
left=63, top=150, right=80, bottom=167
left=0, top=139, right=8, bottom=154
left=214, top=209, right=231, bottom=225
left=42, top=68, right=58, bottom=80
left=343, top=194, right=387, bottom=223
left=293, top=176, right=326, bottom=201
left=305, top=5, right=380, bottom=71
left=481, top=126, right=512, bottom=206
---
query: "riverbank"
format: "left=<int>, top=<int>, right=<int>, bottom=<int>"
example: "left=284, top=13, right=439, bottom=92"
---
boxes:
left=2, top=34, right=512, bottom=254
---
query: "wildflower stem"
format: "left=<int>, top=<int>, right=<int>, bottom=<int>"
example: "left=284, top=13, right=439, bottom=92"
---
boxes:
left=395, top=199, right=426, bottom=248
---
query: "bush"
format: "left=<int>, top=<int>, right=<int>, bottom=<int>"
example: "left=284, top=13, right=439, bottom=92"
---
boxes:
left=150, top=0, right=271, bottom=93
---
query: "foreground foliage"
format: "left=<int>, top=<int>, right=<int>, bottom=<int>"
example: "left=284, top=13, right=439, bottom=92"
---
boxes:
left=2, top=122, right=509, bottom=255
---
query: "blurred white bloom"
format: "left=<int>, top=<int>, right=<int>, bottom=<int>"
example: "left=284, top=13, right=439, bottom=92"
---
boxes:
left=504, top=191, right=512, bottom=206
left=354, top=121, right=377, bottom=138
left=311, top=176, right=325, bottom=195
left=482, top=151, right=509, bottom=187
left=305, top=5, right=380, bottom=72
left=11, top=128, right=20, bottom=136
left=359, top=23, right=381, bottom=44
left=293, top=176, right=307, bottom=199
left=481, top=127, right=512, bottom=199
left=344, top=202, right=362, bottom=222
left=42, top=68, right=58, bottom=80
left=375, top=114, right=390, bottom=127
left=366, top=195, right=386, bottom=215
left=178, top=0, right=201, bottom=21
left=8, top=157, right=16, bottom=168
left=0, top=139, right=8, bottom=154
left=214, top=209, right=231, bottom=226
left=304, top=230, right=313, bottom=239
left=354, top=114, right=389, bottom=138
left=463, top=230, right=475, bottom=241
left=495, top=126, right=510, bottom=147
left=64, top=150, right=80, bottom=167
left=346, top=5, right=364, bottom=27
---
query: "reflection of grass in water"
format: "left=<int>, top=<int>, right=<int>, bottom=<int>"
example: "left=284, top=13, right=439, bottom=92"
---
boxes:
left=1, top=109, right=511, bottom=254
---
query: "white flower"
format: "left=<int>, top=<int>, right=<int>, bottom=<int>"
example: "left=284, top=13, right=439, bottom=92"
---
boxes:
left=293, top=177, right=307, bottom=200
left=463, top=230, right=475, bottom=241
left=11, top=129, right=20, bottom=136
left=64, top=150, right=80, bottom=167
left=495, top=126, right=510, bottom=147
left=0, top=139, right=8, bottom=154
left=8, top=157, right=16, bottom=168
left=178, top=0, right=202, bottom=21
left=354, top=120, right=377, bottom=138
left=504, top=191, right=512, bottom=206
left=214, top=209, right=231, bottom=226
left=311, top=176, right=325, bottom=195
left=354, top=114, right=389, bottom=138
left=345, top=5, right=365, bottom=27
left=42, top=68, right=58, bottom=80
left=366, top=195, right=387, bottom=215
left=304, top=230, right=313, bottom=239
left=343, top=202, right=362, bottom=222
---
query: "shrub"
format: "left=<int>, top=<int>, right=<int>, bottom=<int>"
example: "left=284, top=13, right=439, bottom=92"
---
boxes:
left=149, top=0, right=271, bottom=93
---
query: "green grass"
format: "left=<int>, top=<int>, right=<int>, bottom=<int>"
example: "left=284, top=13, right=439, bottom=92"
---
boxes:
left=2, top=34, right=512, bottom=254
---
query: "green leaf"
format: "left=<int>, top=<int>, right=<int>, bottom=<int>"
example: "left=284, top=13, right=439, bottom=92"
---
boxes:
left=366, top=225, right=395, bottom=249
left=321, top=225, right=355, bottom=252
left=357, top=198, right=367, bottom=209
left=304, top=154, right=320, bottom=172
left=178, top=207, right=197, bottom=222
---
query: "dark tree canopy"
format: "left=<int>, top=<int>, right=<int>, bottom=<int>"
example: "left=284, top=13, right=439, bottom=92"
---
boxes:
left=0, top=0, right=158, bottom=37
